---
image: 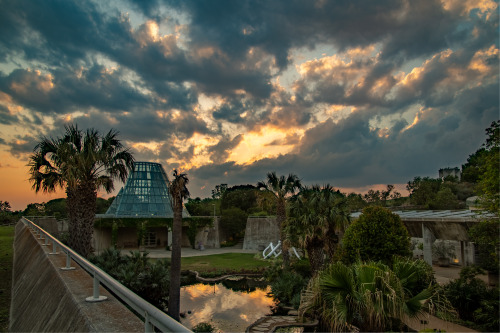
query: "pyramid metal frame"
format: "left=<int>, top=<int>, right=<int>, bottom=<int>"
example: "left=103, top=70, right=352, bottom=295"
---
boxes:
left=104, top=161, right=182, bottom=218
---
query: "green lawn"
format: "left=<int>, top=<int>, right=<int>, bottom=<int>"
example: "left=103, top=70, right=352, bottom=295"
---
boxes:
left=180, top=253, right=271, bottom=276
left=0, top=225, right=14, bottom=332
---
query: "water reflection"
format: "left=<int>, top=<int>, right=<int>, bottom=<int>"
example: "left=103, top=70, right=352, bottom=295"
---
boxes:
left=180, top=278, right=276, bottom=332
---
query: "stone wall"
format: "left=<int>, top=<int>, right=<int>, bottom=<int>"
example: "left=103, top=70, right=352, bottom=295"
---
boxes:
left=10, top=221, right=144, bottom=332
left=242, top=216, right=280, bottom=251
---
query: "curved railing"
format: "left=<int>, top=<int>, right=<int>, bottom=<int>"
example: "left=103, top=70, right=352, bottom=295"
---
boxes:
left=21, top=217, right=191, bottom=333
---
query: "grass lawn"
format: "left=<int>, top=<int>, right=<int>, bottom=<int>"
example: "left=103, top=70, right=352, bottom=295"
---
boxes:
left=0, top=225, right=14, bottom=332
left=180, top=253, right=271, bottom=276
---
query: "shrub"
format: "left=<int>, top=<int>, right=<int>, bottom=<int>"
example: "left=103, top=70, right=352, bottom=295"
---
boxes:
left=192, top=322, right=217, bottom=333
left=444, top=266, right=499, bottom=331
left=270, top=270, right=307, bottom=309
left=342, top=206, right=411, bottom=264
left=89, top=249, right=170, bottom=310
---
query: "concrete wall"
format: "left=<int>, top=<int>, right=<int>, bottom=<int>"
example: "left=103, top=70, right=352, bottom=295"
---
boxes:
left=242, top=216, right=280, bottom=251
left=94, top=217, right=221, bottom=252
left=10, top=221, right=144, bottom=332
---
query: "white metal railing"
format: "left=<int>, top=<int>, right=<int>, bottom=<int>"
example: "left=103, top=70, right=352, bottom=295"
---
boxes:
left=21, top=217, right=191, bottom=333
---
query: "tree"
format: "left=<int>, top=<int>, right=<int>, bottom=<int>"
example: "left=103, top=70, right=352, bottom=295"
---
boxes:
left=257, top=172, right=301, bottom=267
left=300, top=257, right=442, bottom=332
left=167, top=170, right=189, bottom=322
left=476, top=121, right=499, bottom=214
left=28, top=124, right=134, bottom=257
left=342, top=206, right=411, bottom=264
left=468, top=120, right=500, bottom=275
left=431, top=187, right=461, bottom=209
left=287, top=185, right=350, bottom=275
left=406, top=177, right=441, bottom=207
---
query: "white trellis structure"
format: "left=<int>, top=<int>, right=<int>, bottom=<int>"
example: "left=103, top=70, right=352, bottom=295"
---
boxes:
left=262, top=241, right=301, bottom=259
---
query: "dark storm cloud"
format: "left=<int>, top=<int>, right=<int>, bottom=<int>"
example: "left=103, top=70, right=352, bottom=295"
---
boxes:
left=7, top=134, right=39, bottom=156
left=0, top=104, right=17, bottom=124
left=165, top=0, right=465, bottom=69
left=0, top=0, right=498, bottom=202
left=0, top=65, right=151, bottom=114
left=207, top=134, right=243, bottom=164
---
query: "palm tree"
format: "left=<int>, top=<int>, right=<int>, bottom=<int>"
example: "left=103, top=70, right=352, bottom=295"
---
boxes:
left=257, top=172, right=301, bottom=267
left=28, top=124, right=134, bottom=257
left=299, top=258, right=449, bottom=332
left=167, top=169, right=189, bottom=322
left=287, top=185, right=350, bottom=275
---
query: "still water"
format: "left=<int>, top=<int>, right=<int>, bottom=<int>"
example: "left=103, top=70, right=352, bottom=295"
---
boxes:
left=179, top=277, right=276, bottom=332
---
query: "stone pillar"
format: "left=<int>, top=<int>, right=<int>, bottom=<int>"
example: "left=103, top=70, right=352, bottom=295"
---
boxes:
left=422, top=223, right=434, bottom=266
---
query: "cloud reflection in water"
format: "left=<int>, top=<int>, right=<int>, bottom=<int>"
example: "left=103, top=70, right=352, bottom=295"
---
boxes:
left=180, top=282, right=275, bottom=332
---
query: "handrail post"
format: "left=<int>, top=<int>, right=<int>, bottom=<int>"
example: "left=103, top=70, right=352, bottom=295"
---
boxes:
left=49, top=241, right=59, bottom=255
left=61, top=250, right=75, bottom=271
left=144, top=311, right=154, bottom=332
left=43, top=235, right=49, bottom=246
left=86, top=271, right=107, bottom=302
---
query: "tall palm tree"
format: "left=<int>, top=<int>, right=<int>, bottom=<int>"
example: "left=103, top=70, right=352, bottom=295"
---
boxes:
left=299, top=258, right=442, bottom=332
left=167, top=169, right=189, bottom=322
left=287, top=185, right=350, bottom=275
left=28, top=124, right=134, bottom=257
left=257, top=172, right=301, bottom=267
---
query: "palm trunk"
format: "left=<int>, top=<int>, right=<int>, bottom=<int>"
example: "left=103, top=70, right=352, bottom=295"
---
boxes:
left=168, top=199, right=182, bottom=321
left=67, top=183, right=97, bottom=257
left=306, top=240, right=325, bottom=276
left=277, top=199, right=290, bottom=267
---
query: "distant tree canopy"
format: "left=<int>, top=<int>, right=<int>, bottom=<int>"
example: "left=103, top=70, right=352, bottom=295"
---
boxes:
left=185, top=197, right=220, bottom=216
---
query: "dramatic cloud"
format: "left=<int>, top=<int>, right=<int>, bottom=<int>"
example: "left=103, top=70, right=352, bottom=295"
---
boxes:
left=0, top=0, right=498, bottom=209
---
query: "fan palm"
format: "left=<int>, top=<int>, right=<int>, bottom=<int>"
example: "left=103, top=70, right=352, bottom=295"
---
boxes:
left=300, top=257, right=443, bottom=332
left=167, top=169, right=189, bottom=321
left=28, top=124, right=134, bottom=257
left=257, top=172, right=301, bottom=267
left=287, top=185, right=350, bottom=275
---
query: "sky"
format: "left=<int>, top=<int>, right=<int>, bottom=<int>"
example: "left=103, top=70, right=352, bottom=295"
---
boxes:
left=0, top=0, right=498, bottom=211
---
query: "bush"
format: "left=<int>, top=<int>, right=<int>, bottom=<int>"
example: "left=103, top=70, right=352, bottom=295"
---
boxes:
left=192, top=322, right=217, bottom=333
left=342, top=206, right=411, bottom=264
left=269, top=270, right=307, bottom=309
left=89, top=249, right=170, bottom=310
left=444, top=266, right=499, bottom=331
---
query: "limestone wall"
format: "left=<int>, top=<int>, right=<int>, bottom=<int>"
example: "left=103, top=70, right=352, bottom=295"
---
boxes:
left=242, top=216, right=280, bottom=251
left=10, top=221, right=144, bottom=332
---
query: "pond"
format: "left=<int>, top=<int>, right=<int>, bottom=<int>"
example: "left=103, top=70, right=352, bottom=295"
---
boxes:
left=179, top=277, right=276, bottom=332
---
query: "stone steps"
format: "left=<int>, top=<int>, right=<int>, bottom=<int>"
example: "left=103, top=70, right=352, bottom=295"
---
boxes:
left=246, top=315, right=318, bottom=332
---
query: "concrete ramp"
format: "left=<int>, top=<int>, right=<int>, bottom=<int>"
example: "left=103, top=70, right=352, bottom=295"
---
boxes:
left=10, top=221, right=144, bottom=332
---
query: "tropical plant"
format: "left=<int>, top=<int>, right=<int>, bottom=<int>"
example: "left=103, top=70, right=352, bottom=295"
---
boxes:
left=444, top=266, right=499, bottom=331
left=299, top=258, right=449, bottom=332
left=28, top=124, right=134, bottom=257
left=192, top=322, right=217, bottom=333
left=269, top=270, right=307, bottom=309
left=167, top=169, right=190, bottom=321
left=89, top=249, right=170, bottom=310
left=257, top=172, right=301, bottom=267
left=342, top=206, right=411, bottom=264
left=287, top=185, right=350, bottom=275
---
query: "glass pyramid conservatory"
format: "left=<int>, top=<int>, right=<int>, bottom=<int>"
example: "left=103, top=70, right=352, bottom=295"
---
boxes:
left=104, top=161, right=187, bottom=218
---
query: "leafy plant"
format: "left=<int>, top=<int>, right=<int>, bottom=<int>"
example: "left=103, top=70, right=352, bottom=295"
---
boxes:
left=443, top=266, right=499, bottom=331
left=300, top=257, right=453, bottom=332
left=269, top=270, right=307, bottom=309
left=192, top=322, right=217, bottom=333
left=342, top=206, right=411, bottom=264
